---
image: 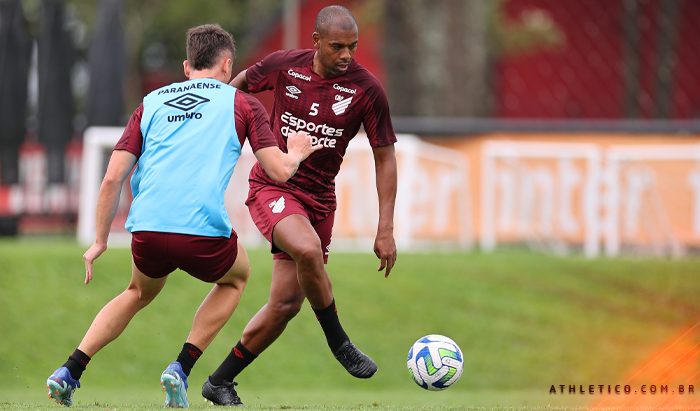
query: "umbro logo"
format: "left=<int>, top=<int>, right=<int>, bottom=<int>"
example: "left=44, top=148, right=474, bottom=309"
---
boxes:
left=164, top=93, right=210, bottom=111
left=285, top=85, right=302, bottom=99
left=332, top=97, right=353, bottom=115
left=269, top=196, right=286, bottom=214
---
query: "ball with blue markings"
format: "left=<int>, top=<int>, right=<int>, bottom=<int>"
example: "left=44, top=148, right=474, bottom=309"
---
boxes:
left=407, top=334, right=463, bottom=391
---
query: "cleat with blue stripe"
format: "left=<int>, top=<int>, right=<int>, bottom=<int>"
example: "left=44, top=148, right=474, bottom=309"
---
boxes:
left=47, top=367, right=80, bottom=407
left=161, top=361, right=189, bottom=408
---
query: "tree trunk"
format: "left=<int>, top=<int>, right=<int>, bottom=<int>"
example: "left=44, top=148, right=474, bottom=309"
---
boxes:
left=0, top=0, right=32, bottom=185
left=622, top=0, right=641, bottom=118
left=384, top=0, right=491, bottom=117
left=654, top=0, right=681, bottom=119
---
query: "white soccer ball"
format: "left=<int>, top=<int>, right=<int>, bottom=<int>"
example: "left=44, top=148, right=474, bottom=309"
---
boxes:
left=407, top=334, right=463, bottom=391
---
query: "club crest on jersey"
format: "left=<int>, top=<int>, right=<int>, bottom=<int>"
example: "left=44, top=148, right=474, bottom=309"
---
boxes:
left=285, top=85, right=302, bottom=99
left=269, top=196, right=286, bottom=214
left=332, top=96, right=353, bottom=115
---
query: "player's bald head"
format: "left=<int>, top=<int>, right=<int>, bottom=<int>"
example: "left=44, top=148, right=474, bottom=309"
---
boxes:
left=315, top=5, right=357, bottom=37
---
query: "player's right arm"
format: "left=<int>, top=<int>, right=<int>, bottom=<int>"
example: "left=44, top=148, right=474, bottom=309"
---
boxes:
left=235, top=91, right=320, bottom=183
left=83, top=149, right=136, bottom=284
left=229, top=69, right=248, bottom=92
left=83, top=104, right=143, bottom=284
left=254, top=131, right=320, bottom=182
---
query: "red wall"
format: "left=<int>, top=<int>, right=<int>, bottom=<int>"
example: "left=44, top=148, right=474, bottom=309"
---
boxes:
left=498, top=0, right=700, bottom=118
left=237, top=0, right=700, bottom=119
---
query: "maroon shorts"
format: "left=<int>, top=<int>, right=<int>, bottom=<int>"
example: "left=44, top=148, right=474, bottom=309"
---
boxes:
left=246, top=186, right=334, bottom=264
left=131, top=230, right=238, bottom=282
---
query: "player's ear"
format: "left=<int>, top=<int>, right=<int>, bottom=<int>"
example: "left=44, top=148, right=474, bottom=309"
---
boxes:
left=223, top=57, right=233, bottom=83
left=183, top=60, right=190, bottom=78
left=312, top=32, right=321, bottom=49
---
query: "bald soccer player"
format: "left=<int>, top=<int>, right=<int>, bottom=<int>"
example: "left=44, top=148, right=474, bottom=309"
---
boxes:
left=200, top=6, right=398, bottom=406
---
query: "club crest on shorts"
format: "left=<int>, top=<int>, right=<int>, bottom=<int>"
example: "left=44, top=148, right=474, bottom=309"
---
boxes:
left=269, top=196, right=286, bottom=214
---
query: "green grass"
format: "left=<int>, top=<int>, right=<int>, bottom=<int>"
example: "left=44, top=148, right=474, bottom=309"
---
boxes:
left=1, top=238, right=700, bottom=410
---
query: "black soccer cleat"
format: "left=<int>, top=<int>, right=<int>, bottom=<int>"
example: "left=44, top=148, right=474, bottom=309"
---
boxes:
left=333, top=340, right=378, bottom=378
left=202, top=377, right=244, bottom=406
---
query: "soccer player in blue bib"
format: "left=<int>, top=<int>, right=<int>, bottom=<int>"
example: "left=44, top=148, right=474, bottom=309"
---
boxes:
left=46, top=24, right=319, bottom=408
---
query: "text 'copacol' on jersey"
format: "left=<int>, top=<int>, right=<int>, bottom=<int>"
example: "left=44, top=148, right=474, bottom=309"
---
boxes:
left=333, top=83, right=357, bottom=94
left=287, top=69, right=311, bottom=82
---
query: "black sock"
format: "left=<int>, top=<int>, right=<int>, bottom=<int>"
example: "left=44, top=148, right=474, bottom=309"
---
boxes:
left=62, top=349, right=91, bottom=380
left=313, top=299, right=349, bottom=353
left=176, top=343, right=203, bottom=376
left=209, top=340, right=257, bottom=386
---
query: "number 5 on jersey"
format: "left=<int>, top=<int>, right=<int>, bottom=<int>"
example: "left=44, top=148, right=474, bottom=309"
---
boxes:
left=309, top=102, right=319, bottom=116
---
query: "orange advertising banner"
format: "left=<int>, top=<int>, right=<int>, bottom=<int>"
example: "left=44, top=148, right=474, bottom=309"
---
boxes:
left=430, top=133, right=700, bottom=257
left=76, top=128, right=700, bottom=257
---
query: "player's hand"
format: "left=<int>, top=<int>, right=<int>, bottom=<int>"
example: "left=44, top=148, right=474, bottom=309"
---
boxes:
left=287, top=131, right=322, bottom=161
left=83, top=242, right=107, bottom=284
left=374, top=227, right=396, bottom=278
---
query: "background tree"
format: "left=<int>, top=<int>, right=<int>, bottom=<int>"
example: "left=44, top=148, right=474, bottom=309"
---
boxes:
left=56, top=0, right=283, bottom=121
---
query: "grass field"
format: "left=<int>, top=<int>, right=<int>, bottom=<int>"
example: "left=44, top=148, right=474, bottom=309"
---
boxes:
left=1, top=238, right=700, bottom=410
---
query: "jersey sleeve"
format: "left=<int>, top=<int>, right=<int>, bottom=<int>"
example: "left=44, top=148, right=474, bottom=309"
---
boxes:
left=245, top=50, right=287, bottom=93
left=246, top=49, right=313, bottom=94
left=362, top=83, right=397, bottom=148
left=234, top=91, right=277, bottom=152
left=114, top=103, right=144, bottom=158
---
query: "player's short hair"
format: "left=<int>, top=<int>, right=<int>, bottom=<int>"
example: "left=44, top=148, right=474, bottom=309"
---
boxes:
left=315, top=5, right=357, bottom=37
left=186, top=24, right=236, bottom=71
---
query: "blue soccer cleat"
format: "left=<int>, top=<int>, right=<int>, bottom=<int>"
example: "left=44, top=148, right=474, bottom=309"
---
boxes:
left=160, top=361, right=189, bottom=408
left=47, top=367, right=80, bottom=407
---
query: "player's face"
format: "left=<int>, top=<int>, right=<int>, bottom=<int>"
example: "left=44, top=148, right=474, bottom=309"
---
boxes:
left=313, top=25, right=358, bottom=78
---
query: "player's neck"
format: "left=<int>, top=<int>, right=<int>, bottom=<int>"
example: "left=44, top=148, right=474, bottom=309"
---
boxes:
left=312, top=51, right=340, bottom=79
left=189, top=70, right=225, bottom=83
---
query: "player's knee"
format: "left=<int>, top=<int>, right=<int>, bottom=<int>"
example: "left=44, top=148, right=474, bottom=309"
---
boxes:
left=291, top=243, right=323, bottom=266
left=126, top=284, right=159, bottom=306
left=270, top=299, right=303, bottom=322
left=234, top=266, right=250, bottom=289
left=218, top=254, right=250, bottom=287
left=240, top=265, right=250, bottom=283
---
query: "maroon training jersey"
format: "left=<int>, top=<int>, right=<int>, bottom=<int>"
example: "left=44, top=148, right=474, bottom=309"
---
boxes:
left=115, top=90, right=277, bottom=158
left=246, top=49, right=397, bottom=209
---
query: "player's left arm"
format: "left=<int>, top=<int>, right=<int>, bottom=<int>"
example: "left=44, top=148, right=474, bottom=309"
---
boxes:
left=361, top=76, right=398, bottom=277
left=373, top=143, right=397, bottom=277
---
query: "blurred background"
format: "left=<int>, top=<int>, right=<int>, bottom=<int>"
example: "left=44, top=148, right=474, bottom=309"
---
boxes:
left=2, top=0, right=700, bottom=258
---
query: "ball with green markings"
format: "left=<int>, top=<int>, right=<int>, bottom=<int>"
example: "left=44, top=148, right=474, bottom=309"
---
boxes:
left=407, top=334, right=463, bottom=391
